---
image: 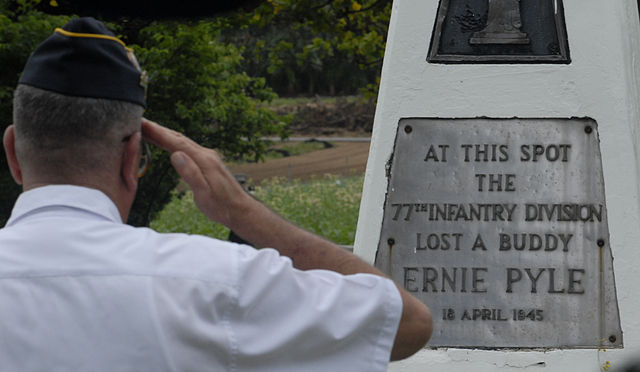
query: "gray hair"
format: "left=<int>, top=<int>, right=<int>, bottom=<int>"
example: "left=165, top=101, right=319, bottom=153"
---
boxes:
left=12, top=84, right=143, bottom=178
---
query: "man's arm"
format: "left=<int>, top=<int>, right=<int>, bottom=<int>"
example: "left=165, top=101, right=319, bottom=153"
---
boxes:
left=141, top=118, right=432, bottom=360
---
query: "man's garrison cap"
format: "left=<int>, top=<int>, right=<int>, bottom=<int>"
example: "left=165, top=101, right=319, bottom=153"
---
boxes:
left=19, top=17, right=147, bottom=108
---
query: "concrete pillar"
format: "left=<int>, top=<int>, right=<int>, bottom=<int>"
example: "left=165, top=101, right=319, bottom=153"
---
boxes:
left=354, top=0, right=640, bottom=370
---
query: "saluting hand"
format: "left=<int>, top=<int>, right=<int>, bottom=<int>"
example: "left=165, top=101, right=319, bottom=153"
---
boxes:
left=141, top=118, right=254, bottom=229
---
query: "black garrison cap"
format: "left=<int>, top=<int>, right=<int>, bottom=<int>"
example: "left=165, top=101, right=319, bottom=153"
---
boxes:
left=19, top=17, right=147, bottom=108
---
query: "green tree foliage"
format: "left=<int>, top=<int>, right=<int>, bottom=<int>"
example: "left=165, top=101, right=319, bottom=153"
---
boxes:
left=129, top=21, right=286, bottom=226
left=220, top=0, right=392, bottom=97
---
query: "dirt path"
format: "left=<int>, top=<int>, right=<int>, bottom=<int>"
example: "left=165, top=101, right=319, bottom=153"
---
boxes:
left=227, top=142, right=371, bottom=183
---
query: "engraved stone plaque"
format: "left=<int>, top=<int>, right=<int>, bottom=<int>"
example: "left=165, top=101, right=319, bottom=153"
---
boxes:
left=427, top=0, right=570, bottom=63
left=375, top=118, right=622, bottom=348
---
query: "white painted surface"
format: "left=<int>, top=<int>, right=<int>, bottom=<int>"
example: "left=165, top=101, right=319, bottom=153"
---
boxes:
left=354, top=0, right=640, bottom=370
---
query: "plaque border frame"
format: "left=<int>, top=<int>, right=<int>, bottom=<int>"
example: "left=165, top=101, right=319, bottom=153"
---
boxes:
left=375, top=117, right=623, bottom=349
left=427, top=0, right=571, bottom=64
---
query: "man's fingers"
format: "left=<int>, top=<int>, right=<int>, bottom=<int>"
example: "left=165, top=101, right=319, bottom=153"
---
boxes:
left=142, top=118, right=221, bottom=171
left=142, top=118, right=195, bottom=153
left=170, top=151, right=210, bottom=197
left=142, top=117, right=218, bottom=184
left=141, top=118, right=168, bottom=149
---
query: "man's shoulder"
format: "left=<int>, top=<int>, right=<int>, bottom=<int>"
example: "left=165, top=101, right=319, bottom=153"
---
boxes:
left=120, top=225, right=259, bottom=282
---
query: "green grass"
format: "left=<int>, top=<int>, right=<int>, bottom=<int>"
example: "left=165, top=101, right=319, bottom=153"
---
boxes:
left=150, top=174, right=364, bottom=245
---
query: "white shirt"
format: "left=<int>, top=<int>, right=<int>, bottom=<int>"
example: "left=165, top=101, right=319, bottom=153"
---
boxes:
left=0, top=185, right=402, bottom=372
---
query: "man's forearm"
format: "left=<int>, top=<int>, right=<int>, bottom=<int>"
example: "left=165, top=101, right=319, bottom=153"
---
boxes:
left=228, top=194, right=374, bottom=273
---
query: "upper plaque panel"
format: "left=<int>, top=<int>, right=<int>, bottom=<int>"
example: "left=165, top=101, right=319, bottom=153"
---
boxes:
left=427, top=0, right=570, bottom=63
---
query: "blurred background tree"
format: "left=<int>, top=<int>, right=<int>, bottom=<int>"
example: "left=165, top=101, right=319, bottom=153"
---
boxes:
left=127, top=21, right=285, bottom=226
left=220, top=0, right=392, bottom=97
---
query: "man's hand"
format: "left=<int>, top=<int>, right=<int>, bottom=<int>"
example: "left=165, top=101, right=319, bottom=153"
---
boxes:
left=141, top=118, right=254, bottom=229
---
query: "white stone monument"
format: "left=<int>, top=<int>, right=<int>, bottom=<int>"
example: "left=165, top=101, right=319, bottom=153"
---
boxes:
left=354, top=0, right=640, bottom=370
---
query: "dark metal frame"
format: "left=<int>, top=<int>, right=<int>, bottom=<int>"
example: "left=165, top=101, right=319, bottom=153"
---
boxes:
left=427, top=0, right=571, bottom=64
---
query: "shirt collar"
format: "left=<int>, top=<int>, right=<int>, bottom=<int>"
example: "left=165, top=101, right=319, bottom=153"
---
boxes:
left=6, top=185, right=123, bottom=226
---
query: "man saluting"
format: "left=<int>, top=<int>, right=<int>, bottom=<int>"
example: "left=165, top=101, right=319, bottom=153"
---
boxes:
left=1, top=17, right=431, bottom=371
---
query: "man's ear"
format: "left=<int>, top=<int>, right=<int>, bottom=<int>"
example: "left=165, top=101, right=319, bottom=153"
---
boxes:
left=3, top=125, right=23, bottom=185
left=121, top=131, right=140, bottom=192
